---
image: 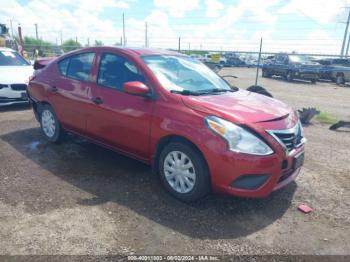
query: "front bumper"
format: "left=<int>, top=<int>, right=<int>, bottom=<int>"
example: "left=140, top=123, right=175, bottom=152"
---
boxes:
left=207, top=146, right=304, bottom=198
left=0, top=85, right=28, bottom=106
left=200, top=122, right=305, bottom=198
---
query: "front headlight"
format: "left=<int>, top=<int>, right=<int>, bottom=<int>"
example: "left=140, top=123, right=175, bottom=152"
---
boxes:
left=205, top=116, right=273, bottom=155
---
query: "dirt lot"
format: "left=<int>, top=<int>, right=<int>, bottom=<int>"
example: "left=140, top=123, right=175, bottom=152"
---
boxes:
left=0, top=68, right=349, bottom=256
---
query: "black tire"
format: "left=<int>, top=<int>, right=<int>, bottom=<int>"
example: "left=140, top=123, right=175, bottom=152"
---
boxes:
left=336, top=74, right=345, bottom=85
left=262, top=70, right=270, bottom=78
left=158, top=141, right=210, bottom=202
left=39, top=104, right=65, bottom=143
left=311, top=79, right=317, bottom=84
left=286, top=71, right=293, bottom=82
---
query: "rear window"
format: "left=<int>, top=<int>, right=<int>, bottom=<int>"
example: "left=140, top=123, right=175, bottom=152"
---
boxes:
left=59, top=53, right=95, bottom=81
left=58, top=58, right=69, bottom=76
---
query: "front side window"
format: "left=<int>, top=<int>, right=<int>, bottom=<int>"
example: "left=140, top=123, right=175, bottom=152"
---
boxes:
left=97, top=53, right=145, bottom=90
left=141, top=55, right=231, bottom=93
left=0, top=50, right=30, bottom=66
left=66, top=53, right=95, bottom=81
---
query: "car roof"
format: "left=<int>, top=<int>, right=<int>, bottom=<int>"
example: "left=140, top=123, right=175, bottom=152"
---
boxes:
left=66, top=46, right=182, bottom=57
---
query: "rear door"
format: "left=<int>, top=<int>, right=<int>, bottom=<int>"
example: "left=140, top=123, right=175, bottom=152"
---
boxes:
left=52, top=52, right=95, bottom=133
left=86, top=52, right=154, bottom=159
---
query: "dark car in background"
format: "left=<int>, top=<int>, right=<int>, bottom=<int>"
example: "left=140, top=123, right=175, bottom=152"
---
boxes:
left=223, top=57, right=246, bottom=67
left=314, top=58, right=350, bottom=81
left=262, top=54, right=320, bottom=83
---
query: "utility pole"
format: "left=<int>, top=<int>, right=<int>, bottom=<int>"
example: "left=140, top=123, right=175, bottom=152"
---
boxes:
left=10, top=19, right=14, bottom=39
left=34, top=23, right=38, bottom=40
left=75, top=36, right=78, bottom=44
left=122, top=13, right=126, bottom=46
left=255, top=38, right=263, bottom=86
left=87, top=38, right=90, bottom=47
left=60, top=30, right=63, bottom=45
left=346, top=32, right=350, bottom=57
left=145, top=21, right=148, bottom=48
left=178, top=37, right=181, bottom=52
left=341, top=8, right=350, bottom=57
left=18, top=25, right=24, bottom=56
left=188, top=42, right=191, bottom=53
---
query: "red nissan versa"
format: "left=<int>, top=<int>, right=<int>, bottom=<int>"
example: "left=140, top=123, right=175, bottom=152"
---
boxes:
left=27, top=47, right=306, bottom=202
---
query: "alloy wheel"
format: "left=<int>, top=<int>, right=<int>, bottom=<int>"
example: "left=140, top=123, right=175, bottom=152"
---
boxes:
left=163, top=151, right=196, bottom=194
left=41, top=109, right=56, bottom=138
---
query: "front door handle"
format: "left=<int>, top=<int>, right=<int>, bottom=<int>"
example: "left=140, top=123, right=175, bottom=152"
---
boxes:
left=91, top=97, right=103, bottom=105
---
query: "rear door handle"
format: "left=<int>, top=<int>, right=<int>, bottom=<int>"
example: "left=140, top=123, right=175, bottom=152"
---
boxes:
left=49, top=86, right=58, bottom=93
left=91, top=97, right=103, bottom=105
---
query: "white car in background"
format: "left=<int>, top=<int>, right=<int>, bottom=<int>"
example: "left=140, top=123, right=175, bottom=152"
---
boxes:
left=0, top=47, right=33, bottom=106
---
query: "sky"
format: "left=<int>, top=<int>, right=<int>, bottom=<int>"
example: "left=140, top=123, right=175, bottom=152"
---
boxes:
left=1, top=0, right=350, bottom=54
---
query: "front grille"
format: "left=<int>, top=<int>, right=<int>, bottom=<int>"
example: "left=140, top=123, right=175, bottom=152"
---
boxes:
left=11, top=84, right=27, bottom=91
left=268, top=122, right=305, bottom=152
left=0, top=97, right=27, bottom=103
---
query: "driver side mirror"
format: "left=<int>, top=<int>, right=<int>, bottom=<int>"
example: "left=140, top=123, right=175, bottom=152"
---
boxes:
left=123, top=81, right=150, bottom=97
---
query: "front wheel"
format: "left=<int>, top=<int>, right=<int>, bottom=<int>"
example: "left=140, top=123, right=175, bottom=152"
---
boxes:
left=158, top=142, right=210, bottom=202
left=336, top=74, right=345, bottom=85
left=40, top=104, right=65, bottom=143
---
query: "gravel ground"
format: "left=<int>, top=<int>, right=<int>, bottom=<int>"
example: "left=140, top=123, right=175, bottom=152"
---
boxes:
left=0, top=68, right=349, bottom=256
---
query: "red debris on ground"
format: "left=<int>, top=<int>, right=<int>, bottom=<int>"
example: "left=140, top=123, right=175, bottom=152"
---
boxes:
left=298, top=203, right=313, bottom=213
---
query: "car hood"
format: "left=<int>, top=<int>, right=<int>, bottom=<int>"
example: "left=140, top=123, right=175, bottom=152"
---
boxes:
left=0, top=66, right=34, bottom=84
left=181, top=90, right=294, bottom=124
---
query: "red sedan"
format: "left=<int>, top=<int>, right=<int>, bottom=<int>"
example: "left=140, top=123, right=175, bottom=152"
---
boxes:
left=27, top=47, right=306, bottom=202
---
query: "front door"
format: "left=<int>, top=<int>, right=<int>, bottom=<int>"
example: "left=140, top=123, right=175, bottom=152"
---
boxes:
left=86, top=52, right=154, bottom=159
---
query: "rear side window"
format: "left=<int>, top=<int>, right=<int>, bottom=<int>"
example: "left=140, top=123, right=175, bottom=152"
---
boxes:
left=63, top=53, right=94, bottom=81
left=58, top=58, right=69, bottom=76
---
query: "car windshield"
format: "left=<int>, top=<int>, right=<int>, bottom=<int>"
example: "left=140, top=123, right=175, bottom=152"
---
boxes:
left=0, top=50, right=30, bottom=66
left=141, top=55, right=232, bottom=94
left=289, top=55, right=311, bottom=63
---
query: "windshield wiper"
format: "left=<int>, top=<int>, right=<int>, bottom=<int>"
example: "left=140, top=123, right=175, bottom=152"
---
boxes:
left=170, top=88, right=237, bottom=96
left=197, top=88, right=237, bottom=94
left=170, top=90, right=203, bottom=96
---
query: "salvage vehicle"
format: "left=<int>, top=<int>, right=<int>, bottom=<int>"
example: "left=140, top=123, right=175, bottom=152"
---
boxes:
left=331, top=65, right=350, bottom=85
left=315, top=58, right=350, bottom=81
left=0, top=47, right=33, bottom=106
left=262, top=53, right=320, bottom=83
left=27, top=47, right=306, bottom=202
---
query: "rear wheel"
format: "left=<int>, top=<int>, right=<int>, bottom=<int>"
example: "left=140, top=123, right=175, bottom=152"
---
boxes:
left=336, top=74, right=345, bottom=85
left=286, top=71, right=293, bottom=82
left=40, top=104, right=64, bottom=143
left=262, top=70, right=271, bottom=78
left=158, top=142, right=210, bottom=202
left=311, top=79, right=317, bottom=84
